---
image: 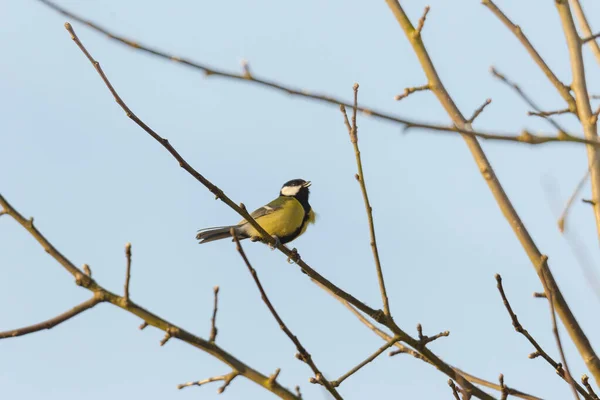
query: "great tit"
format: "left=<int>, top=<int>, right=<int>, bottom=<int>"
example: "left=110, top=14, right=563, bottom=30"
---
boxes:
left=196, top=179, right=315, bottom=245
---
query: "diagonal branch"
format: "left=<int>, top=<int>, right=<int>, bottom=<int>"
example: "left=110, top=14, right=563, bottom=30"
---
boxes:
left=330, top=335, right=400, bottom=387
left=340, top=297, right=541, bottom=400
left=0, top=295, right=104, bottom=339
left=177, top=370, right=239, bottom=393
left=555, top=1, right=600, bottom=384
left=62, top=22, right=382, bottom=326
left=496, top=274, right=590, bottom=399
left=386, top=0, right=600, bottom=388
left=569, top=0, right=600, bottom=67
left=0, top=194, right=299, bottom=399
left=340, top=84, right=391, bottom=316
left=482, top=0, right=576, bottom=112
left=231, top=231, right=343, bottom=400
left=33, top=0, right=600, bottom=148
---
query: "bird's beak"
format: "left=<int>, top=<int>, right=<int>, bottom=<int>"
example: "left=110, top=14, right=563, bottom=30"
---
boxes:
left=303, top=181, right=312, bottom=188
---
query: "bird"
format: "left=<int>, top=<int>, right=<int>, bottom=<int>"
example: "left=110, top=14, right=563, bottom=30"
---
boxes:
left=196, top=179, right=315, bottom=247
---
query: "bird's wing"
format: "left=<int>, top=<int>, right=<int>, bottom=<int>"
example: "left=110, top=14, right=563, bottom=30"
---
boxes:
left=238, top=197, right=285, bottom=224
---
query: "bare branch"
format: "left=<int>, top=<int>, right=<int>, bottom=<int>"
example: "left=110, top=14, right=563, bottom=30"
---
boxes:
left=539, top=264, right=580, bottom=400
left=209, top=285, right=220, bottom=343
left=581, top=375, right=599, bottom=400
left=0, top=295, right=103, bottom=339
left=231, top=231, right=343, bottom=400
left=330, top=336, right=400, bottom=387
left=177, top=370, right=239, bottom=393
left=83, top=263, right=92, bottom=277
left=416, top=323, right=450, bottom=347
left=268, top=368, right=282, bottom=388
left=62, top=21, right=383, bottom=326
left=467, top=99, right=493, bottom=124
left=528, top=108, right=571, bottom=118
left=491, top=67, right=567, bottom=134
left=449, top=380, right=462, bottom=400
left=339, top=299, right=541, bottom=399
left=394, top=84, right=430, bottom=101
left=496, top=274, right=590, bottom=399
left=499, top=374, right=509, bottom=400
left=138, top=321, right=148, bottom=330
left=340, top=84, right=391, bottom=316
left=570, top=0, right=600, bottom=66
left=33, top=0, right=600, bottom=147
left=413, top=6, right=430, bottom=37
left=558, top=164, right=591, bottom=233
left=482, top=0, right=576, bottom=111
left=0, top=194, right=300, bottom=399
left=124, top=242, right=132, bottom=304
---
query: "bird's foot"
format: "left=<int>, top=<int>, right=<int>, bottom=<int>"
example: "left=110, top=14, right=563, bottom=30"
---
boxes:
left=287, top=248, right=301, bottom=264
left=269, top=235, right=281, bottom=250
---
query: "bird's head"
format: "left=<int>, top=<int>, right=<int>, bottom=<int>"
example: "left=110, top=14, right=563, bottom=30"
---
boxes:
left=280, top=179, right=311, bottom=200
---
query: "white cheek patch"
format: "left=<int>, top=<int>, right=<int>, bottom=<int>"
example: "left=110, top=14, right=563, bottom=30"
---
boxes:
left=281, top=185, right=301, bottom=196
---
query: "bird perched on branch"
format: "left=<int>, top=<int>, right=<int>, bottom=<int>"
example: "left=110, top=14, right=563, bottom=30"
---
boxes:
left=196, top=179, right=315, bottom=247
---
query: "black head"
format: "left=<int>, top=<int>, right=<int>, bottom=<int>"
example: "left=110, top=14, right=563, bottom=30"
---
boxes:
left=280, top=179, right=311, bottom=206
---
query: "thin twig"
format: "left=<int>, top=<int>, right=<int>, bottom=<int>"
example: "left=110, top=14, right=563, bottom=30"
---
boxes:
left=558, top=164, right=592, bottom=233
left=496, top=274, right=590, bottom=399
left=124, top=242, right=132, bottom=304
left=491, top=67, right=567, bottom=134
left=416, top=323, right=450, bottom=347
left=0, top=296, right=103, bottom=339
left=499, top=374, right=509, bottom=400
left=33, top=0, right=600, bottom=147
left=0, top=194, right=300, bottom=400
left=570, top=0, right=600, bottom=66
left=528, top=108, right=571, bottom=118
left=330, top=336, right=400, bottom=387
left=340, top=84, right=391, bottom=316
left=209, top=285, right=219, bottom=343
left=231, top=231, right=343, bottom=400
left=581, top=375, right=599, bottom=400
left=482, top=0, right=576, bottom=111
left=62, top=21, right=382, bottom=326
left=467, top=99, right=493, bottom=124
left=539, top=262, right=580, bottom=400
left=384, top=2, right=598, bottom=391
left=177, top=370, right=239, bottom=393
left=449, top=380, right=462, bottom=400
left=338, top=299, right=541, bottom=399
left=413, top=6, right=430, bottom=37
left=394, top=84, right=430, bottom=101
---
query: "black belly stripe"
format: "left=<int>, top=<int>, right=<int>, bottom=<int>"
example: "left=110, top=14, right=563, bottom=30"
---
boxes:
left=279, top=206, right=311, bottom=244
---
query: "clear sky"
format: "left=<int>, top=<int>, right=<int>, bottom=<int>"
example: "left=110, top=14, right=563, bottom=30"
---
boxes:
left=2, top=1, right=600, bottom=399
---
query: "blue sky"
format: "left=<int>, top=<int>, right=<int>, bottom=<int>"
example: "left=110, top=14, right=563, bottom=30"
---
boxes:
left=2, top=1, right=600, bottom=399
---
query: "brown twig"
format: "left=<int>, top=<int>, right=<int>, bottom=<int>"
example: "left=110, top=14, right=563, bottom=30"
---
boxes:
left=556, top=0, right=600, bottom=259
left=491, top=67, right=567, bottom=134
left=34, top=0, right=600, bottom=147
left=0, top=194, right=300, bottom=399
left=394, top=83, right=430, bottom=101
left=539, top=263, right=580, bottom=400
left=339, top=299, right=541, bottom=400
left=177, top=370, right=239, bottom=393
left=449, top=380, right=463, bottom=400
left=330, top=336, right=400, bottom=387
left=467, top=99, right=493, bottom=124
left=413, top=6, right=430, bottom=37
left=558, top=164, right=591, bottom=233
left=340, top=84, right=391, bottom=317
left=581, top=375, right=599, bottom=400
left=124, top=242, right=132, bottom=304
left=0, top=295, right=103, bottom=339
left=83, top=263, right=92, bottom=277
left=496, top=274, right=590, bottom=399
left=416, top=323, right=450, bottom=348
left=570, top=0, right=600, bottom=66
left=482, top=0, right=576, bottom=112
left=231, top=230, right=343, bottom=400
left=62, top=22, right=382, bottom=326
left=209, top=285, right=219, bottom=343
left=528, top=108, right=571, bottom=118
left=499, top=374, right=509, bottom=400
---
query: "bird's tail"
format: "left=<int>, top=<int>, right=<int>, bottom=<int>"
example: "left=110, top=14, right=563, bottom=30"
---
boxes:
left=196, top=226, right=246, bottom=244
